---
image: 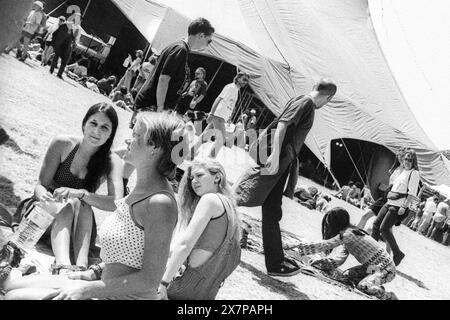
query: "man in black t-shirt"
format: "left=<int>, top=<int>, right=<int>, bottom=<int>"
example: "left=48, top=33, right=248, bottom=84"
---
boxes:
left=130, top=18, right=215, bottom=128
left=233, top=79, right=337, bottom=277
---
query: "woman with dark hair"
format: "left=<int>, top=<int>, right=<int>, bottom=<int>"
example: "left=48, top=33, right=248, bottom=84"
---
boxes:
left=290, top=207, right=397, bottom=300
left=371, top=149, right=420, bottom=266
left=4, top=112, right=186, bottom=300
left=11, top=103, right=123, bottom=275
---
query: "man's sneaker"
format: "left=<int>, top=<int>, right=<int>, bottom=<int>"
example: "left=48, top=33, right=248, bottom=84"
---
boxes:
left=267, top=261, right=301, bottom=277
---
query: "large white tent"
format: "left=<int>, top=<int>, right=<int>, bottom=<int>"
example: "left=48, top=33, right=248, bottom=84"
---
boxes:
left=111, top=0, right=450, bottom=186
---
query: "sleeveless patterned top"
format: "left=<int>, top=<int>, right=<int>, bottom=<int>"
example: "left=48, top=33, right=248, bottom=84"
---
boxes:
left=53, top=143, right=86, bottom=190
left=99, top=191, right=177, bottom=269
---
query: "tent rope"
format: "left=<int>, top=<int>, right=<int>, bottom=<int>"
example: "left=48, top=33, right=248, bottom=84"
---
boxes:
left=311, top=135, right=341, bottom=189
left=340, top=138, right=365, bottom=185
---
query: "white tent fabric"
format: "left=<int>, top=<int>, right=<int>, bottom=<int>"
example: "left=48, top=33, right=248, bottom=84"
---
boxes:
left=111, top=0, right=450, bottom=186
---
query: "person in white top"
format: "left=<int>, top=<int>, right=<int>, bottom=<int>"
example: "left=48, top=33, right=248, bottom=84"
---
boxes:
left=418, top=195, right=439, bottom=234
left=371, top=149, right=421, bottom=266
left=116, top=50, right=144, bottom=92
left=426, top=199, right=449, bottom=239
left=191, top=72, right=249, bottom=158
left=4, top=1, right=45, bottom=61
left=357, top=148, right=406, bottom=230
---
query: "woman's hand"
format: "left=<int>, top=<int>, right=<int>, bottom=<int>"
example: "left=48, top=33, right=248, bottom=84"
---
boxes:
left=67, top=269, right=97, bottom=281
left=398, top=207, right=407, bottom=216
left=264, top=153, right=279, bottom=175
left=157, top=285, right=168, bottom=300
left=53, top=187, right=87, bottom=202
left=39, top=191, right=55, bottom=202
left=50, top=280, right=90, bottom=300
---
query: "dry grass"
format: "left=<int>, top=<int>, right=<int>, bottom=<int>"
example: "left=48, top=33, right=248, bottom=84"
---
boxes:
left=1, top=54, right=449, bottom=300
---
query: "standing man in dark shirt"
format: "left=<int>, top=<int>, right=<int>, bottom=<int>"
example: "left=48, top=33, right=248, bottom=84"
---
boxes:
left=49, top=21, right=75, bottom=79
left=130, top=18, right=215, bottom=127
left=232, top=79, right=337, bottom=277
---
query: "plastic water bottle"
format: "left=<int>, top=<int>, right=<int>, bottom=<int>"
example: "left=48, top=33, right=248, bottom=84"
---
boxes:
left=8, top=200, right=60, bottom=250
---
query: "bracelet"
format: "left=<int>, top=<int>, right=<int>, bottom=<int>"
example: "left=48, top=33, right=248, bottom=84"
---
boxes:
left=160, top=280, right=170, bottom=288
left=88, top=264, right=103, bottom=280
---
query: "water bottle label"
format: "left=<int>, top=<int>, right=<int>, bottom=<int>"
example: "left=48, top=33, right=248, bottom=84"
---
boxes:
left=28, top=206, right=54, bottom=229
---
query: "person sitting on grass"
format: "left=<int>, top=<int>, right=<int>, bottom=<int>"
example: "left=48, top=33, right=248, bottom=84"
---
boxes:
left=158, top=159, right=241, bottom=300
left=346, top=182, right=362, bottom=207
left=10, top=103, right=123, bottom=275
left=97, top=76, right=117, bottom=97
left=293, top=186, right=319, bottom=210
left=66, top=58, right=89, bottom=80
left=111, top=86, right=134, bottom=112
left=291, top=207, right=397, bottom=300
left=316, top=195, right=332, bottom=213
left=3, top=112, right=186, bottom=300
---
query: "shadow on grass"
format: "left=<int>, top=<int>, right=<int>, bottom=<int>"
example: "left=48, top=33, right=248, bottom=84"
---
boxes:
left=3, top=138, right=38, bottom=159
left=0, top=175, right=22, bottom=208
left=239, top=261, right=310, bottom=300
left=396, top=270, right=429, bottom=290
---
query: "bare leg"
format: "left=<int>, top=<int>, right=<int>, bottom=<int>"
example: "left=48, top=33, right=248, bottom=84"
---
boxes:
left=209, top=118, right=226, bottom=158
left=357, top=209, right=375, bottom=229
left=3, top=274, right=74, bottom=300
left=51, top=201, right=77, bottom=265
left=72, top=201, right=94, bottom=268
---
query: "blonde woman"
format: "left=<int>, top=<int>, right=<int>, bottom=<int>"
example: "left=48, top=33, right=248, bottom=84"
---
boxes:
left=4, top=112, right=188, bottom=300
left=159, top=159, right=241, bottom=300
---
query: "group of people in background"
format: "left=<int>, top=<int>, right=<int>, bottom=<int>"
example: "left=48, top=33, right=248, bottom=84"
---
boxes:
left=406, top=194, right=450, bottom=246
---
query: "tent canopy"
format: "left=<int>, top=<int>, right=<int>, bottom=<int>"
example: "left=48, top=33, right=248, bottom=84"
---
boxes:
left=111, top=0, right=450, bottom=186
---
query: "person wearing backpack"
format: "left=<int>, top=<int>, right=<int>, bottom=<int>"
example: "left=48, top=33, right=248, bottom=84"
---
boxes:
left=158, top=159, right=241, bottom=300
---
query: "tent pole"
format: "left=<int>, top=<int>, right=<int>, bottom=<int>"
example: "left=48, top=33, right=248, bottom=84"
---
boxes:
left=83, top=0, right=92, bottom=18
left=206, top=61, right=224, bottom=91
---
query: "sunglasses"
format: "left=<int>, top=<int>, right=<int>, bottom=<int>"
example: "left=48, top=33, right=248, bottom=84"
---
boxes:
left=404, top=158, right=413, bottom=162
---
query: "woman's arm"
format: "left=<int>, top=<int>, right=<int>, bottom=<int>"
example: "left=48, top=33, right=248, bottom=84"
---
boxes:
left=34, top=136, right=67, bottom=200
left=80, top=153, right=124, bottom=211
left=52, top=193, right=178, bottom=299
left=53, top=153, right=124, bottom=211
left=294, top=234, right=343, bottom=257
left=160, top=193, right=222, bottom=284
left=265, top=121, right=288, bottom=175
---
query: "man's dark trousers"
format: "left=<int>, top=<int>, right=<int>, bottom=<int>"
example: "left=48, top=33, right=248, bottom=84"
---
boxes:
left=261, top=168, right=290, bottom=271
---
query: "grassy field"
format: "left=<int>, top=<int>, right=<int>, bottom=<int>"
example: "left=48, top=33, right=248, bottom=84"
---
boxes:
left=1, top=53, right=449, bottom=300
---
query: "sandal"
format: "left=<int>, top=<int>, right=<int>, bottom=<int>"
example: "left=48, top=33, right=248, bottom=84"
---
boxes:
left=50, top=263, right=87, bottom=275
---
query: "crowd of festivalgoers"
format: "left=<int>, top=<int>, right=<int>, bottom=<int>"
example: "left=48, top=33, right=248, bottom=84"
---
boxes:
left=2, top=4, right=446, bottom=301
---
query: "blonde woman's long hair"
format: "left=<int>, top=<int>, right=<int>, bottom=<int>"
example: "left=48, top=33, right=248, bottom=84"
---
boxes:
left=178, top=159, right=240, bottom=231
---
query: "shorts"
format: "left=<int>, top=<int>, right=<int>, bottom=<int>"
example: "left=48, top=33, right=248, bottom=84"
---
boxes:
left=369, top=197, right=386, bottom=215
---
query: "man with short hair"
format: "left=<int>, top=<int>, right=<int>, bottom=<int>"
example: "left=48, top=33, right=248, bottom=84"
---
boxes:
left=233, top=79, right=337, bottom=277
left=4, top=1, right=45, bottom=61
left=130, top=17, right=215, bottom=127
